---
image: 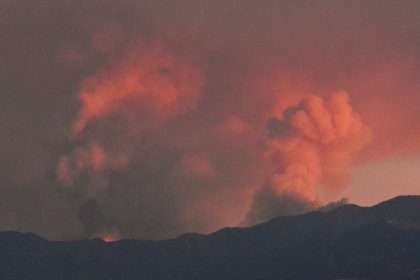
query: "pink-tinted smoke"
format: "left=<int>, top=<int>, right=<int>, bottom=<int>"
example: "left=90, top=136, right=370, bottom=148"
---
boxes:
left=245, top=91, right=371, bottom=224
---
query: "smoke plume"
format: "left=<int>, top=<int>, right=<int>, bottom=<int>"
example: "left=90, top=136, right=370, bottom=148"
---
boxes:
left=54, top=38, right=206, bottom=238
left=246, top=92, right=371, bottom=224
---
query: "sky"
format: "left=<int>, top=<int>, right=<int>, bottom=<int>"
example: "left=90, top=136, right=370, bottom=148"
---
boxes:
left=1, top=0, right=420, bottom=240
left=345, top=155, right=420, bottom=206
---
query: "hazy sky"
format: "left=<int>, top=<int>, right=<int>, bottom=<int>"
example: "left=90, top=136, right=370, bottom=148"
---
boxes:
left=346, top=155, right=420, bottom=206
left=1, top=0, right=420, bottom=240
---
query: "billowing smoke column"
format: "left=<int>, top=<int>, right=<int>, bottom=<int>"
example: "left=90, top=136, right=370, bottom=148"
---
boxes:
left=56, top=40, right=205, bottom=238
left=246, top=91, right=371, bottom=225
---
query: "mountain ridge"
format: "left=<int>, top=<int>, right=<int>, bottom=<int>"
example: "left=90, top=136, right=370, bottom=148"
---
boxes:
left=2, top=195, right=420, bottom=279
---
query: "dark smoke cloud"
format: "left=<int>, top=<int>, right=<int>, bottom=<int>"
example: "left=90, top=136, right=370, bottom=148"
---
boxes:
left=1, top=0, right=420, bottom=240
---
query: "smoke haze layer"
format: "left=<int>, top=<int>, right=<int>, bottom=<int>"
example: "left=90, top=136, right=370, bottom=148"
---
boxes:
left=1, top=0, right=420, bottom=240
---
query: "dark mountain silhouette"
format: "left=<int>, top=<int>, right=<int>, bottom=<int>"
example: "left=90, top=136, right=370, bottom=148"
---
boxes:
left=2, top=196, right=420, bottom=279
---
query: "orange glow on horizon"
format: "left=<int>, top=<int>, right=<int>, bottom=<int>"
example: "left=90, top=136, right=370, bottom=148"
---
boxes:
left=94, top=234, right=119, bottom=242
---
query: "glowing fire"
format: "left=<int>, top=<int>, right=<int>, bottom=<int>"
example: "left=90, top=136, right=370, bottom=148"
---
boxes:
left=102, top=235, right=117, bottom=242
left=94, top=234, right=119, bottom=242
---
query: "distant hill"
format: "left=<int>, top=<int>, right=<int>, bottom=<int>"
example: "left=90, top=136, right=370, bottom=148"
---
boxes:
left=2, top=196, right=420, bottom=279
